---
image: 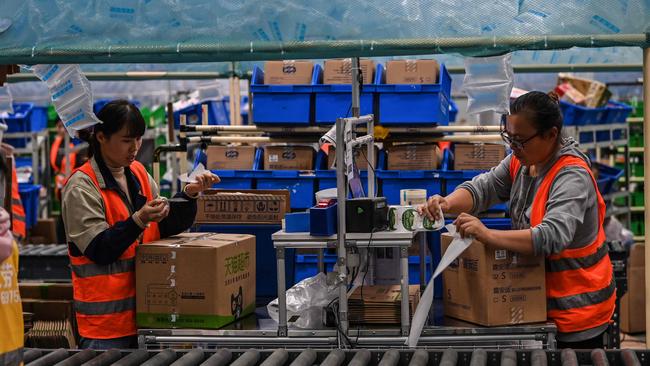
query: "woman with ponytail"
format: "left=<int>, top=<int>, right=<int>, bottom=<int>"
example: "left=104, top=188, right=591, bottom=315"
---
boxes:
left=419, top=91, right=615, bottom=349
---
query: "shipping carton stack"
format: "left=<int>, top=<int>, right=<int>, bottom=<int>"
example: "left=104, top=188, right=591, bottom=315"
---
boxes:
left=555, top=73, right=611, bottom=108
left=348, top=285, right=420, bottom=324
left=263, top=146, right=314, bottom=170
left=20, top=282, right=77, bottom=348
left=386, top=144, right=441, bottom=170
left=385, top=60, right=439, bottom=84
left=454, top=143, right=506, bottom=170
left=324, top=59, right=376, bottom=85
left=206, top=146, right=257, bottom=170
left=264, top=61, right=314, bottom=85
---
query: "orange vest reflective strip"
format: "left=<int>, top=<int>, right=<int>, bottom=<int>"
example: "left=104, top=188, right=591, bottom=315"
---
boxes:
left=50, top=136, right=76, bottom=174
left=67, top=160, right=160, bottom=339
left=10, top=167, right=25, bottom=242
left=509, top=155, right=615, bottom=333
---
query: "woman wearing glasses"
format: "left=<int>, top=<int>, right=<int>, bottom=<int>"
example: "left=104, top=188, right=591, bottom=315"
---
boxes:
left=418, top=91, right=614, bottom=349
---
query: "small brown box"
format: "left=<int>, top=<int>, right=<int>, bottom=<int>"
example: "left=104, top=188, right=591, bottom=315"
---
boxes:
left=454, top=144, right=506, bottom=171
left=386, top=60, right=439, bottom=84
left=441, top=234, right=547, bottom=326
left=386, top=144, right=440, bottom=171
left=621, top=243, right=645, bottom=334
left=264, top=145, right=314, bottom=170
left=195, top=189, right=290, bottom=225
left=264, top=60, right=314, bottom=85
left=206, top=146, right=256, bottom=170
left=323, top=59, right=375, bottom=85
left=136, top=233, right=256, bottom=329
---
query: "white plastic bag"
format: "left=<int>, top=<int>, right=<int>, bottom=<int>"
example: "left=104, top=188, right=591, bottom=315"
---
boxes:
left=463, top=54, right=514, bottom=116
left=407, top=223, right=473, bottom=347
left=267, top=272, right=339, bottom=329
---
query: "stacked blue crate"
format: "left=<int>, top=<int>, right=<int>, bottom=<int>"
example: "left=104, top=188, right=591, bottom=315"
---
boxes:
left=375, top=64, right=452, bottom=126
left=250, top=65, right=313, bottom=125
left=375, top=149, right=443, bottom=205
left=2, top=103, right=47, bottom=148
left=173, top=100, right=229, bottom=128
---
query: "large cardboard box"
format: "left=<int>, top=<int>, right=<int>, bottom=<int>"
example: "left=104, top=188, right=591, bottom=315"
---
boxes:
left=324, top=59, right=375, bottom=85
left=454, top=143, right=506, bottom=171
left=386, top=60, right=439, bottom=85
left=196, top=189, right=290, bottom=224
left=621, top=243, right=645, bottom=333
left=264, top=61, right=314, bottom=85
left=557, top=73, right=608, bottom=108
left=29, top=218, right=58, bottom=244
left=327, top=145, right=379, bottom=170
left=387, top=144, right=440, bottom=170
left=206, top=146, right=256, bottom=170
left=136, top=233, right=256, bottom=329
left=264, top=145, right=314, bottom=170
left=441, top=234, right=547, bottom=326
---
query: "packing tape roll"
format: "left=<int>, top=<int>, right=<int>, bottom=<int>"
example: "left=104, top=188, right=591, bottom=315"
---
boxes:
left=400, top=189, right=427, bottom=206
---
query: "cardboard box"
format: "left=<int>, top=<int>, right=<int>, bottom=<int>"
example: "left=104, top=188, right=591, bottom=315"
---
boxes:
left=29, top=218, right=58, bottom=244
left=327, top=145, right=379, bottom=170
left=557, top=73, right=609, bottom=108
left=264, top=60, right=314, bottom=85
left=136, top=233, right=256, bottom=329
left=387, top=144, right=440, bottom=170
left=555, top=83, right=586, bottom=105
left=441, top=234, right=547, bottom=326
left=454, top=143, right=506, bottom=171
left=386, top=59, right=439, bottom=84
left=621, top=244, right=645, bottom=334
left=324, top=59, right=375, bottom=85
left=206, top=146, right=256, bottom=170
left=20, top=282, right=73, bottom=300
left=196, top=189, right=290, bottom=224
left=264, top=145, right=314, bottom=170
left=348, top=285, right=421, bottom=324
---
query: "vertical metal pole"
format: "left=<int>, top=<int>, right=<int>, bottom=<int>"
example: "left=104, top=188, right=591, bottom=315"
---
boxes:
left=400, top=246, right=410, bottom=336
left=276, top=247, right=287, bottom=336
left=318, top=250, right=325, bottom=273
left=418, top=232, right=426, bottom=291
left=351, top=58, right=361, bottom=118
left=336, top=116, right=348, bottom=335
left=643, top=48, right=650, bottom=348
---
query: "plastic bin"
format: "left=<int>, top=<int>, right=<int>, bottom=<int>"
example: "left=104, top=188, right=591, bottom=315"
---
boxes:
left=311, top=64, right=376, bottom=125
left=255, top=170, right=316, bottom=209
left=250, top=65, right=313, bottom=125
left=596, top=130, right=611, bottom=142
left=376, top=63, right=452, bottom=125
left=429, top=218, right=512, bottom=298
left=285, top=212, right=310, bottom=232
left=559, top=100, right=608, bottom=126
left=604, top=101, right=633, bottom=124
left=593, top=162, right=623, bottom=195
left=18, top=183, right=40, bottom=229
left=377, top=170, right=442, bottom=205
left=193, top=224, right=295, bottom=305
left=2, top=103, right=48, bottom=148
left=310, top=203, right=337, bottom=236
left=173, top=100, right=228, bottom=128
left=449, top=99, right=459, bottom=122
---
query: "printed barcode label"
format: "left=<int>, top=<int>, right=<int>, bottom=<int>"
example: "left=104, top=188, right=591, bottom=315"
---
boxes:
left=269, top=154, right=279, bottom=162
left=495, top=250, right=507, bottom=260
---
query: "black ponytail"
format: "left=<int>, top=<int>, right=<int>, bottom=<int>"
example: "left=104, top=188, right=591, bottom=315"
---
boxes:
left=78, top=100, right=145, bottom=158
left=510, top=91, right=563, bottom=134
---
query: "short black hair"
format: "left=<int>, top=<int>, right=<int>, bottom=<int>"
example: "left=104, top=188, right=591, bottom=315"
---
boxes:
left=79, top=100, right=145, bottom=158
left=510, top=91, right=563, bottom=134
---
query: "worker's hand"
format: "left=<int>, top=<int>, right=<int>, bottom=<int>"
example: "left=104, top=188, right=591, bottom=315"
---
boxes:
left=135, top=198, right=169, bottom=224
left=184, top=171, right=220, bottom=196
left=454, top=213, right=491, bottom=242
left=417, top=194, right=448, bottom=221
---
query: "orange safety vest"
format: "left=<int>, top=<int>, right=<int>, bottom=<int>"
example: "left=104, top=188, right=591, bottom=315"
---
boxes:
left=509, top=155, right=615, bottom=334
left=10, top=167, right=26, bottom=243
left=66, top=160, right=160, bottom=339
left=50, top=135, right=77, bottom=174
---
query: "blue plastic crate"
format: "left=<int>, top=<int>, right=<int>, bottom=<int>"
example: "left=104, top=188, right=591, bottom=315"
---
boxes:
left=93, top=99, right=140, bottom=115
left=18, top=183, right=40, bottom=229
left=559, top=100, right=608, bottom=126
left=2, top=104, right=48, bottom=148
left=429, top=218, right=512, bottom=298
left=294, top=254, right=431, bottom=285
left=173, top=100, right=228, bottom=128
left=612, top=128, right=626, bottom=141
left=376, top=63, right=452, bottom=125
left=441, top=170, right=508, bottom=212
left=604, top=101, right=633, bottom=124
left=223, top=96, right=250, bottom=125
left=193, top=224, right=295, bottom=305
left=210, top=170, right=257, bottom=190
left=596, top=130, right=611, bottom=142
left=250, top=65, right=313, bottom=125
left=449, top=99, right=459, bottom=122
left=254, top=170, right=316, bottom=209
left=377, top=170, right=442, bottom=205
left=579, top=131, right=594, bottom=144
left=285, top=212, right=310, bottom=232
left=310, top=203, right=337, bottom=236
left=594, top=162, right=623, bottom=195
left=311, top=64, right=376, bottom=125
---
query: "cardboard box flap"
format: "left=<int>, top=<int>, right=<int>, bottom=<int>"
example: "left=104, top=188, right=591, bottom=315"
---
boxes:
left=145, top=233, right=255, bottom=249
left=201, top=192, right=287, bottom=202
